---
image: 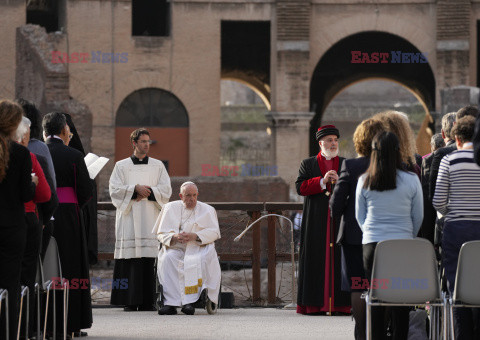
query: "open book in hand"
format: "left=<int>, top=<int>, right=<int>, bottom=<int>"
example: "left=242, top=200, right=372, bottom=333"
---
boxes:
left=84, top=153, right=109, bottom=179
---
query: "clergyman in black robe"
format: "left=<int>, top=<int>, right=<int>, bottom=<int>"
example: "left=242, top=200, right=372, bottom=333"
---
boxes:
left=65, top=113, right=99, bottom=265
left=295, top=125, right=351, bottom=315
left=43, top=112, right=93, bottom=335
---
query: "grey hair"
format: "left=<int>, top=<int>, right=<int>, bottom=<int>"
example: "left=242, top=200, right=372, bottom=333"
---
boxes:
left=180, top=181, right=198, bottom=194
left=15, top=116, right=31, bottom=142
left=430, top=133, right=445, bottom=151
left=441, top=112, right=456, bottom=140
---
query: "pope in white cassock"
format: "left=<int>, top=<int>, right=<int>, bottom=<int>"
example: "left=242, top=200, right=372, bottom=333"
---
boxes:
left=109, top=128, right=172, bottom=311
left=152, top=181, right=221, bottom=315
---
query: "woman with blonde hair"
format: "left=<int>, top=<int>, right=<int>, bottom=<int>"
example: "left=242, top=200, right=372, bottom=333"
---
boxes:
left=0, top=99, right=37, bottom=339
left=373, top=111, right=420, bottom=176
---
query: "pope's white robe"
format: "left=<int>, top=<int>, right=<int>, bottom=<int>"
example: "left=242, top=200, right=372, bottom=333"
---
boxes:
left=152, top=200, right=221, bottom=306
left=110, top=157, right=171, bottom=259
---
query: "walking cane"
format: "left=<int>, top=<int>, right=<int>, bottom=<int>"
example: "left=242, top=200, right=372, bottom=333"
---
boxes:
left=328, top=179, right=336, bottom=316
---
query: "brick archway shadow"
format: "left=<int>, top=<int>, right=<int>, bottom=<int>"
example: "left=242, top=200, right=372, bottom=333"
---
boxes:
left=310, top=31, right=435, bottom=156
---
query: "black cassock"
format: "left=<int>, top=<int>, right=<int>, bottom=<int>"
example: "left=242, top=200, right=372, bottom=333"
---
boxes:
left=295, top=153, right=350, bottom=314
left=46, top=138, right=93, bottom=332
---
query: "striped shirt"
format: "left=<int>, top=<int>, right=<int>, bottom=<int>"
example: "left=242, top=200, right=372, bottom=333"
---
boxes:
left=433, top=149, right=480, bottom=222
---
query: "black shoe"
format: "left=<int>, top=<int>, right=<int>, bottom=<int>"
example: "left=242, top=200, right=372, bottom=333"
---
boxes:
left=73, top=331, right=88, bottom=337
left=138, top=304, right=156, bottom=311
left=46, top=333, right=72, bottom=340
left=181, top=303, right=195, bottom=315
left=124, top=305, right=138, bottom=311
left=158, top=305, right=177, bottom=315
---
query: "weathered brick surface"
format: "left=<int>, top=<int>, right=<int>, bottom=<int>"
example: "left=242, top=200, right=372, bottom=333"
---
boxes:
left=16, top=25, right=93, bottom=152
left=436, top=0, right=470, bottom=40
left=1, top=0, right=478, bottom=201
left=276, top=0, right=310, bottom=41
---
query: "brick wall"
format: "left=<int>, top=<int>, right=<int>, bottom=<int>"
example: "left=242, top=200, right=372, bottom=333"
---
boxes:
left=436, top=0, right=471, bottom=89
left=15, top=25, right=93, bottom=152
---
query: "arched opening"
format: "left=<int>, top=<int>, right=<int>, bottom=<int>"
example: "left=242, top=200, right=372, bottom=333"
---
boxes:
left=310, top=31, right=436, bottom=156
left=323, top=79, right=429, bottom=158
left=115, top=88, right=189, bottom=176
left=220, top=79, right=272, bottom=174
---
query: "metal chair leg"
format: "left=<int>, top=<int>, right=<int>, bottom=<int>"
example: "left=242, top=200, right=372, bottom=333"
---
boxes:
left=365, top=295, right=371, bottom=340
left=449, top=303, right=455, bottom=340
left=443, top=298, right=448, bottom=340
left=431, top=306, right=436, bottom=340
left=0, top=289, right=9, bottom=340
left=52, top=286, right=56, bottom=340
left=35, top=283, right=41, bottom=340
left=43, top=282, right=52, bottom=340
left=63, top=280, right=68, bottom=340
left=17, top=286, right=29, bottom=340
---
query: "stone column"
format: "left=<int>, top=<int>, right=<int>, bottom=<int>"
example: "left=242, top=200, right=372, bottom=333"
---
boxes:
left=270, top=0, right=312, bottom=198
left=266, top=111, right=314, bottom=197
left=438, top=85, right=480, bottom=130
left=435, top=0, right=470, bottom=108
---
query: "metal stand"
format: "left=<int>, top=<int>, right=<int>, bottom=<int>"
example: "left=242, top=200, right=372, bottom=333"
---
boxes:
left=234, top=213, right=297, bottom=309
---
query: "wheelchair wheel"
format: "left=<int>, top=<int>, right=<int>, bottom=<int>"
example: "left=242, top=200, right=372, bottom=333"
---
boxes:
left=206, top=296, right=217, bottom=315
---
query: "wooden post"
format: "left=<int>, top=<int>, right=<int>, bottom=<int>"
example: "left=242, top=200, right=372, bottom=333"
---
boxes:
left=267, top=212, right=277, bottom=304
left=251, top=210, right=262, bottom=303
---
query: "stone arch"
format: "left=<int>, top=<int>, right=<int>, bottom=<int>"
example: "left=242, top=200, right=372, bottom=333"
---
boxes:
left=310, top=31, right=436, bottom=155
left=115, top=88, right=189, bottom=176
left=222, top=71, right=271, bottom=110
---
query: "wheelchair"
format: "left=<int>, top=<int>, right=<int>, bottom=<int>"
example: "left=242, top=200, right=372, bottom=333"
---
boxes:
left=154, top=255, right=219, bottom=315
left=155, top=284, right=218, bottom=315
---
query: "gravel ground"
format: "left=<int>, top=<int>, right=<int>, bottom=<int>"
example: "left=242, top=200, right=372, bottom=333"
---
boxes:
left=86, top=307, right=354, bottom=340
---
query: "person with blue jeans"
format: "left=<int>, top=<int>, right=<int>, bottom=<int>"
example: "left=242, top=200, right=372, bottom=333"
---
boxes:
left=356, top=131, right=423, bottom=339
left=433, top=116, right=480, bottom=339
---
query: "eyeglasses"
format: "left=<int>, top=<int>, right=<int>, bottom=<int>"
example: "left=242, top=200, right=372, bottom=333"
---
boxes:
left=137, top=140, right=152, bottom=144
left=68, top=133, right=74, bottom=140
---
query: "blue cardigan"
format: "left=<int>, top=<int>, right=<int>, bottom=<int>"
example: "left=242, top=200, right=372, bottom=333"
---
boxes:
left=355, top=170, right=423, bottom=244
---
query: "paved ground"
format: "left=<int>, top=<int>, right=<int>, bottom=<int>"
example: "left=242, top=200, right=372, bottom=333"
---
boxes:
left=86, top=307, right=354, bottom=340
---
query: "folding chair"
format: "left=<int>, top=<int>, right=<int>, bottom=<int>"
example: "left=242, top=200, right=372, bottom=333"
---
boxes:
left=365, top=238, right=447, bottom=340
left=42, top=237, right=69, bottom=340
left=0, top=288, right=9, bottom=340
left=448, top=240, right=480, bottom=339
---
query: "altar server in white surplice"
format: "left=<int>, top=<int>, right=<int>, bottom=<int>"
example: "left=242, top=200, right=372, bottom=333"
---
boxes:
left=153, top=181, right=221, bottom=315
left=109, top=128, right=172, bottom=312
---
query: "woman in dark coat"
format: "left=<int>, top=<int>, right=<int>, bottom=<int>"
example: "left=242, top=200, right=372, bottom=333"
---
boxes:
left=330, top=118, right=386, bottom=340
left=0, top=100, right=37, bottom=340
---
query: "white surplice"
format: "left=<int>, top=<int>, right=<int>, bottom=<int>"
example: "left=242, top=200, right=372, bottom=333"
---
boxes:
left=152, top=200, right=221, bottom=306
left=109, top=157, right=171, bottom=259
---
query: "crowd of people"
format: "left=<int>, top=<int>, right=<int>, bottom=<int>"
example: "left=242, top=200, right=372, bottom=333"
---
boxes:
left=2, top=94, right=480, bottom=340
left=296, top=108, right=480, bottom=339
left=0, top=101, right=222, bottom=339
left=0, top=99, right=98, bottom=339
